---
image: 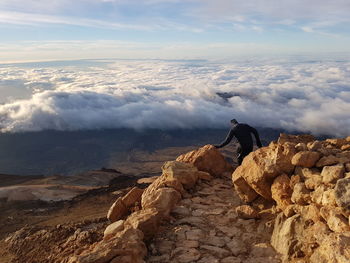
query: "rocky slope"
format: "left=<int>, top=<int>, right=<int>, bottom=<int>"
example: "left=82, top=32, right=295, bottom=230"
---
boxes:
left=4, top=134, right=350, bottom=263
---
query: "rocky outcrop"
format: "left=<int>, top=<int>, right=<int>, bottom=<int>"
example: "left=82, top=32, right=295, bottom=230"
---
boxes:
left=68, top=151, right=214, bottom=263
left=235, top=133, right=350, bottom=262
left=176, top=144, right=233, bottom=177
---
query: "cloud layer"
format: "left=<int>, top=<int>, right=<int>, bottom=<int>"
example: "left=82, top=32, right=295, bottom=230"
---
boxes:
left=0, top=59, right=349, bottom=136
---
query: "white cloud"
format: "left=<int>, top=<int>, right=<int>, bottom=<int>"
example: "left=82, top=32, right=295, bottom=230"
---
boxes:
left=0, top=59, right=350, bottom=136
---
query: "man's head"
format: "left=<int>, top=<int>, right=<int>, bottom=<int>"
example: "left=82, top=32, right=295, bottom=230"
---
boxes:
left=230, top=119, right=238, bottom=125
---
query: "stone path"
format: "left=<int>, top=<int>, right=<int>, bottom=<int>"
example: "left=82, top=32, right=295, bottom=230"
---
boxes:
left=146, top=176, right=282, bottom=263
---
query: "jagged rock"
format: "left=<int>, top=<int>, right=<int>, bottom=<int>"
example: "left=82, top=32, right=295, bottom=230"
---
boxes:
left=291, top=183, right=311, bottom=205
left=68, top=227, right=147, bottom=263
left=142, top=187, right=181, bottom=217
left=271, top=213, right=304, bottom=260
left=176, top=144, right=233, bottom=177
left=137, top=176, right=159, bottom=185
left=311, top=185, right=326, bottom=205
left=122, top=187, right=144, bottom=208
left=326, top=138, right=347, bottom=148
left=295, top=143, right=307, bottom=151
left=304, top=174, right=322, bottom=190
left=307, top=140, right=323, bottom=151
left=310, top=233, right=350, bottom=263
left=321, top=164, right=345, bottom=184
left=320, top=207, right=350, bottom=233
left=316, top=155, right=339, bottom=167
left=236, top=205, right=259, bottom=219
left=103, top=220, right=124, bottom=240
left=162, top=161, right=204, bottom=189
left=232, top=141, right=296, bottom=200
left=278, top=133, right=315, bottom=144
left=335, top=178, right=350, bottom=209
left=232, top=172, right=258, bottom=202
left=291, top=151, right=320, bottom=168
left=294, top=204, right=321, bottom=223
left=271, top=174, right=293, bottom=211
left=321, top=189, right=337, bottom=206
left=226, top=238, right=248, bottom=256
left=125, top=208, right=161, bottom=240
left=107, top=197, right=128, bottom=223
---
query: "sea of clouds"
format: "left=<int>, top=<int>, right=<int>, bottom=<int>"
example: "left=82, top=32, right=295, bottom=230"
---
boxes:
left=0, top=58, right=349, bottom=136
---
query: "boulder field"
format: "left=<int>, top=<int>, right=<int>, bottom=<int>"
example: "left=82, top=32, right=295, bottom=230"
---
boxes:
left=5, top=135, right=350, bottom=263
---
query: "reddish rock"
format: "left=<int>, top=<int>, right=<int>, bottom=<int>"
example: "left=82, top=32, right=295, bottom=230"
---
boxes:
left=176, top=144, right=233, bottom=177
left=291, top=151, right=320, bottom=168
left=271, top=174, right=293, bottom=211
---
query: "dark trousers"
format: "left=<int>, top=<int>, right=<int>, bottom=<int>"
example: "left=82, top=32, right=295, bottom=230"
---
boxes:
left=237, top=145, right=253, bottom=165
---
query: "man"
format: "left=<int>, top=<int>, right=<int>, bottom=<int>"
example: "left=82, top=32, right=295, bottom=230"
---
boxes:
left=215, top=119, right=262, bottom=165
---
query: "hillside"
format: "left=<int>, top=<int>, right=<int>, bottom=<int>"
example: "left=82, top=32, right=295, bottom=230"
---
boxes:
left=2, top=133, right=350, bottom=262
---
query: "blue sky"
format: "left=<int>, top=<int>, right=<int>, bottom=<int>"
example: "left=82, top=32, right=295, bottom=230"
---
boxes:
left=1, top=0, right=350, bottom=61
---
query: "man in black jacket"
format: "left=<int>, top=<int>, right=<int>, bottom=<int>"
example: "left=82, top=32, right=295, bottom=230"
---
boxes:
left=215, top=119, right=262, bottom=165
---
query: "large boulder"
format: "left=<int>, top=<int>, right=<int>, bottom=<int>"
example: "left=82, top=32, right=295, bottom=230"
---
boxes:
left=141, top=187, right=181, bottom=217
left=291, top=151, right=320, bottom=168
left=176, top=144, right=233, bottom=177
left=107, top=197, right=128, bottom=223
left=321, top=164, right=345, bottom=184
left=232, top=141, right=296, bottom=200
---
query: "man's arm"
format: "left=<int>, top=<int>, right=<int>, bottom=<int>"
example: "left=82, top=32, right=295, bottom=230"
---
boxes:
left=249, top=126, right=262, bottom=148
left=215, top=129, right=235, bottom=148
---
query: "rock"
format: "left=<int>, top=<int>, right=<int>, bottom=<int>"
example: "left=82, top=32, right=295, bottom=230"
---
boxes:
left=221, top=257, right=242, bottom=263
left=232, top=142, right=296, bottom=200
left=326, top=138, right=347, bottom=148
left=180, top=240, right=199, bottom=248
left=171, top=247, right=201, bottom=263
left=198, top=172, right=214, bottom=181
left=304, top=175, right=322, bottom=190
left=321, top=164, right=345, bottom=184
left=103, top=220, right=124, bottom=240
left=121, top=187, right=144, bottom=208
left=176, top=144, right=233, bottom=177
left=341, top=144, right=350, bottom=151
left=295, top=166, right=321, bottom=179
left=197, top=256, right=219, bottom=263
left=311, top=185, right=326, bottom=205
left=291, top=183, right=311, bottom=205
left=307, top=140, right=323, bottom=151
left=321, top=189, right=337, bottom=206
left=250, top=243, right=276, bottom=258
left=142, top=187, right=181, bottom=217
left=289, top=175, right=301, bottom=189
left=125, top=208, right=160, bottom=240
left=295, top=143, right=307, bottom=151
left=271, top=213, right=304, bottom=260
left=271, top=174, right=293, bottom=211
left=200, top=245, right=231, bottom=258
left=320, top=207, right=350, bottom=233
left=216, top=225, right=242, bottom=238
left=236, top=205, right=259, bottom=219
left=185, top=228, right=205, bottom=240
left=310, top=233, right=350, bottom=263
left=162, top=161, right=202, bottom=189
left=232, top=172, right=258, bottom=202
left=226, top=238, right=248, bottom=256
left=296, top=204, right=321, bottom=223
left=172, top=205, right=191, bottom=216
left=278, top=133, right=315, bottom=144
left=67, top=227, right=147, bottom=263
left=107, top=197, right=128, bottom=223
left=335, top=178, right=350, bottom=209
left=291, top=151, right=320, bottom=168
left=345, top=163, right=350, bottom=172
left=137, top=176, right=159, bottom=185
left=203, top=236, right=226, bottom=247
left=316, top=155, right=339, bottom=167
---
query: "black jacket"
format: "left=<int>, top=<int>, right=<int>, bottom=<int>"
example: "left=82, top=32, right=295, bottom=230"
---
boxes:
left=217, top=123, right=262, bottom=149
